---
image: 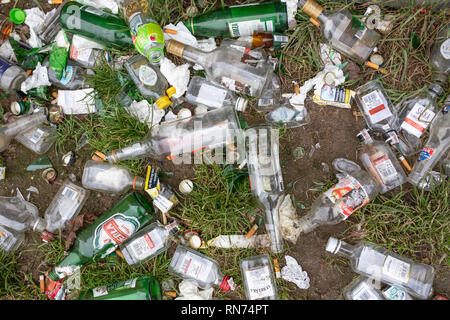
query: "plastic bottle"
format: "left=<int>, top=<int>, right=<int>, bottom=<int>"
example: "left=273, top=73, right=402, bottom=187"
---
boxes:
left=185, top=76, right=248, bottom=112
left=182, top=1, right=292, bottom=38
left=357, top=129, right=407, bottom=194
left=0, top=56, right=28, bottom=93
left=76, top=276, right=162, bottom=300
left=325, top=237, right=435, bottom=299
left=59, top=1, right=134, bottom=49
left=119, top=221, right=179, bottom=266
left=408, top=102, right=450, bottom=187
left=430, top=22, right=449, bottom=84
left=47, top=192, right=154, bottom=282
left=299, top=0, right=381, bottom=64
left=43, top=58, right=87, bottom=90
left=240, top=254, right=278, bottom=300
left=82, top=160, right=145, bottom=194
left=297, top=158, right=380, bottom=234
left=246, top=125, right=284, bottom=253
left=166, top=39, right=273, bottom=98
left=396, top=83, right=443, bottom=156
left=168, top=245, right=236, bottom=292
left=124, top=54, right=174, bottom=108
left=343, top=276, right=384, bottom=300
left=41, top=181, right=89, bottom=242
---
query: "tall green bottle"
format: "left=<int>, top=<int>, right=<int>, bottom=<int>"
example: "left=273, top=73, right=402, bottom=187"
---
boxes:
left=47, top=192, right=154, bottom=281
left=59, top=1, right=133, bottom=49
left=76, top=276, right=162, bottom=300
left=183, top=1, right=290, bottom=38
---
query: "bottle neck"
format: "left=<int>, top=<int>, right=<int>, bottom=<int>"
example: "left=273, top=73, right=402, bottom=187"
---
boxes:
left=335, top=240, right=356, bottom=259
left=182, top=45, right=210, bottom=68
left=132, top=176, right=145, bottom=191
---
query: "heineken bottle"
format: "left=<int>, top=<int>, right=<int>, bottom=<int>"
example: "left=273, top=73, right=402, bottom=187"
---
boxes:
left=183, top=1, right=293, bottom=38
left=47, top=192, right=154, bottom=281
left=76, top=276, right=162, bottom=300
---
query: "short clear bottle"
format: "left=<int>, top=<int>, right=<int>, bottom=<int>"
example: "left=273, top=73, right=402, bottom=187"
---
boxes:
left=240, top=254, right=278, bottom=300
left=343, top=276, right=384, bottom=300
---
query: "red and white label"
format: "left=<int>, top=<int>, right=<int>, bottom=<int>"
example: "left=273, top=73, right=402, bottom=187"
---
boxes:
left=401, top=103, right=435, bottom=138
left=103, top=219, right=130, bottom=244
left=372, top=154, right=398, bottom=184
left=361, top=90, right=392, bottom=124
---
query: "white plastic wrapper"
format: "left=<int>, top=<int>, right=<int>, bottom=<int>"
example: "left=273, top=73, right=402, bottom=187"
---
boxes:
left=159, top=57, right=190, bottom=99
left=175, top=280, right=213, bottom=300
left=20, top=62, right=51, bottom=93
left=278, top=194, right=302, bottom=244
left=76, top=0, right=119, bottom=14
left=125, top=99, right=165, bottom=127
left=206, top=234, right=270, bottom=248
left=319, top=44, right=342, bottom=66
left=57, top=89, right=97, bottom=114
left=24, top=8, right=56, bottom=48
left=281, top=255, right=310, bottom=289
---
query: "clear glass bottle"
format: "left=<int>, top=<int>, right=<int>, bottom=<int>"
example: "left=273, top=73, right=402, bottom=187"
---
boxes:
left=298, top=158, right=380, bottom=234
left=326, top=237, right=435, bottom=299
left=222, top=31, right=289, bottom=51
left=185, top=76, right=248, bottom=112
left=299, top=0, right=381, bottom=64
left=124, top=54, right=174, bottom=109
left=396, top=83, right=443, bottom=156
left=166, top=39, right=273, bottom=98
left=408, top=103, right=450, bottom=187
left=357, top=129, right=407, bottom=194
left=168, top=245, right=236, bottom=292
left=82, top=160, right=145, bottom=193
left=343, top=276, right=384, bottom=300
left=245, top=125, right=284, bottom=253
left=0, top=56, right=27, bottom=93
left=119, top=221, right=179, bottom=266
left=264, top=97, right=309, bottom=128
left=240, top=254, right=278, bottom=300
left=44, top=58, right=87, bottom=90
left=42, top=180, right=89, bottom=242
left=430, top=23, right=449, bottom=83
left=0, top=223, right=23, bottom=252
left=0, top=112, right=47, bottom=152
left=104, top=105, right=244, bottom=162
left=441, top=149, right=450, bottom=176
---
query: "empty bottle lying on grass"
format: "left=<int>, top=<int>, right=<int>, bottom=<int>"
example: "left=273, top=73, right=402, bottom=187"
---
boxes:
left=326, top=237, right=435, bottom=300
left=240, top=254, right=278, bottom=300
left=343, top=275, right=413, bottom=300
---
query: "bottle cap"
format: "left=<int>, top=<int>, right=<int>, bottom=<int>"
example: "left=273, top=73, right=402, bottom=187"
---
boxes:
left=325, top=237, right=341, bottom=254
left=166, top=86, right=177, bottom=98
left=188, top=234, right=202, bottom=249
left=42, top=168, right=57, bottom=183
left=194, top=105, right=208, bottom=115
left=179, top=179, right=194, bottom=194
left=235, top=97, right=248, bottom=112
left=155, top=96, right=171, bottom=109
left=9, top=8, right=26, bottom=24
left=177, top=108, right=192, bottom=119
left=219, top=276, right=236, bottom=292
left=166, top=40, right=185, bottom=57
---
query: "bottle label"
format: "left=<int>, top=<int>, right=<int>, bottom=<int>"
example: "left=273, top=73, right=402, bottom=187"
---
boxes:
left=139, top=65, right=158, bottom=86
left=440, top=38, right=450, bottom=60
left=62, top=185, right=79, bottom=201
left=178, top=251, right=213, bottom=282
left=93, top=213, right=141, bottom=250
left=132, top=22, right=164, bottom=61
left=382, top=256, right=411, bottom=283
left=361, top=90, right=392, bottom=124
left=81, top=5, right=109, bottom=17
left=352, top=281, right=380, bottom=300
left=92, top=285, right=108, bottom=298
left=357, top=247, right=386, bottom=275
left=400, top=103, right=435, bottom=138
left=418, top=147, right=434, bottom=161
left=221, top=76, right=252, bottom=96
left=228, top=19, right=274, bottom=37
left=323, top=175, right=369, bottom=218
left=372, top=154, right=398, bottom=184
left=128, top=229, right=164, bottom=261
left=153, top=194, right=174, bottom=213
left=0, top=57, right=12, bottom=78
left=28, top=128, right=46, bottom=144
left=245, top=265, right=275, bottom=300
left=60, top=66, right=74, bottom=86
left=313, top=85, right=353, bottom=109
left=383, top=285, right=408, bottom=300
left=196, top=83, right=227, bottom=108
left=0, top=226, right=15, bottom=251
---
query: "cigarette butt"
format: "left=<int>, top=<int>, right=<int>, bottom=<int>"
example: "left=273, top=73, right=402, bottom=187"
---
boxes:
left=164, top=291, right=177, bottom=298
left=162, top=211, right=167, bottom=225
left=115, top=249, right=124, bottom=260
left=377, top=67, right=388, bottom=74
left=365, top=61, right=389, bottom=74
left=294, top=84, right=300, bottom=95
left=273, top=259, right=281, bottom=278
left=91, top=154, right=104, bottom=162
left=39, top=275, right=45, bottom=293
left=310, top=17, right=320, bottom=28
left=26, top=70, right=32, bottom=76
left=52, top=92, right=58, bottom=99
left=164, top=28, right=178, bottom=34
left=48, top=0, right=63, bottom=4
left=398, top=155, right=412, bottom=172
left=245, top=224, right=258, bottom=239
left=94, top=150, right=106, bottom=160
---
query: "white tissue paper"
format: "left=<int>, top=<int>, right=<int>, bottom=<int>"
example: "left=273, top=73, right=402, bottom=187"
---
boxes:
left=24, top=7, right=56, bottom=48
left=319, top=44, right=342, bottom=66
left=20, top=62, right=51, bottom=93
left=159, top=57, right=190, bottom=99
left=175, top=280, right=213, bottom=300
left=76, top=0, right=119, bottom=14
left=278, top=194, right=302, bottom=244
left=281, top=255, right=310, bottom=289
left=207, top=234, right=271, bottom=249
left=125, top=99, right=165, bottom=127
left=57, top=88, right=97, bottom=114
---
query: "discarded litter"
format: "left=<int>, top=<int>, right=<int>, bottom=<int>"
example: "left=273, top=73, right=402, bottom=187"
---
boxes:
left=281, top=255, right=310, bottom=289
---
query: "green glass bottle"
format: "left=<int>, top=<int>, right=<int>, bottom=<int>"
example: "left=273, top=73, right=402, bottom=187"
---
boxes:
left=76, top=276, right=162, bottom=300
left=183, top=1, right=290, bottom=38
left=59, top=1, right=133, bottom=50
left=47, top=192, right=154, bottom=281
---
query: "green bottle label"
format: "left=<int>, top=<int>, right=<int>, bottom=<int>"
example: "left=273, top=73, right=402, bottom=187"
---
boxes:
left=133, top=22, right=165, bottom=63
left=227, top=2, right=278, bottom=37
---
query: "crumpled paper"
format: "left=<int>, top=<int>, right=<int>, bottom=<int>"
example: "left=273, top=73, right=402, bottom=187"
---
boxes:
left=0, top=33, right=20, bottom=62
left=278, top=194, right=302, bottom=244
left=175, top=280, right=213, bottom=300
left=125, top=99, right=165, bottom=127
left=57, top=89, right=97, bottom=114
left=160, top=57, right=190, bottom=99
left=24, top=8, right=56, bottom=48
left=206, top=234, right=270, bottom=248
left=20, top=62, right=51, bottom=93
left=281, top=255, right=310, bottom=289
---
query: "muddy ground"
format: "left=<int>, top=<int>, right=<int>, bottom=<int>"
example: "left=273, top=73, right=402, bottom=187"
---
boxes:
left=0, top=0, right=449, bottom=300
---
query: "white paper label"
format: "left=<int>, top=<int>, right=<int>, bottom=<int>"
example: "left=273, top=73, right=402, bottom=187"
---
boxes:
left=179, top=251, right=213, bottom=282
left=440, top=38, right=450, bottom=59
left=139, top=65, right=157, bottom=86
left=352, top=281, right=380, bottom=300
left=357, top=247, right=387, bottom=275
left=60, top=66, right=74, bottom=86
left=228, top=19, right=274, bottom=37
left=0, top=226, right=12, bottom=246
left=62, top=186, right=78, bottom=201
left=153, top=194, right=174, bottom=213
left=372, top=154, right=398, bottom=184
left=383, top=256, right=411, bottom=283
left=400, top=103, right=435, bottom=138
left=245, top=265, right=275, bottom=300
left=196, top=83, right=227, bottom=108
left=361, top=90, right=392, bottom=124
left=29, top=128, right=46, bottom=144
left=92, top=285, right=108, bottom=297
left=128, top=229, right=164, bottom=261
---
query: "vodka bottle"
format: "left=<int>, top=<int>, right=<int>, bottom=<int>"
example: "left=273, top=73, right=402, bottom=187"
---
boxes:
left=185, top=76, right=248, bottom=112
left=240, top=254, right=278, bottom=300
left=221, top=31, right=289, bottom=50
left=430, top=23, right=449, bottom=84
left=298, top=158, right=380, bottom=234
left=357, top=129, right=407, bottom=193
left=408, top=102, right=450, bottom=187
left=343, top=276, right=384, bottom=300
left=326, top=237, right=435, bottom=299
left=119, top=221, right=179, bottom=266
left=396, top=83, right=443, bottom=156
left=82, top=160, right=145, bottom=193
left=298, top=0, right=381, bottom=64
left=166, top=39, right=273, bottom=98
left=168, top=245, right=236, bottom=292
left=44, top=58, right=87, bottom=90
